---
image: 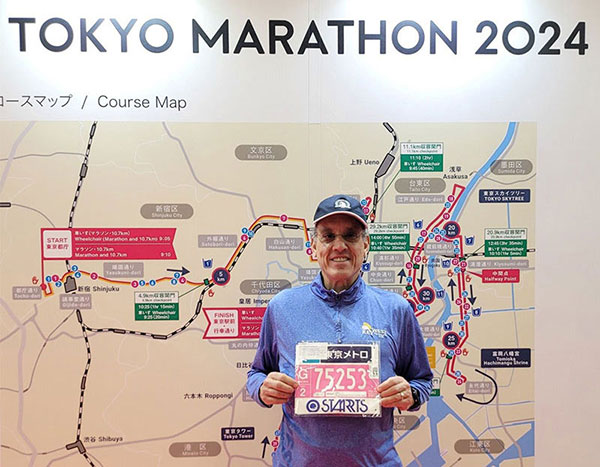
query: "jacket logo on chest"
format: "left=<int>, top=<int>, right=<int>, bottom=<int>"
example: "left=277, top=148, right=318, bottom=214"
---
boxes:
left=361, top=322, right=388, bottom=339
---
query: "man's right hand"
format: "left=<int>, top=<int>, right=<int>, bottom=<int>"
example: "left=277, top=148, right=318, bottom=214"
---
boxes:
left=259, top=372, right=298, bottom=405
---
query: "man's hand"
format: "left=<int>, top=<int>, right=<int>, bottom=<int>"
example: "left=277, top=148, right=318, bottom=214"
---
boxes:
left=377, top=376, right=414, bottom=410
left=259, top=372, right=298, bottom=405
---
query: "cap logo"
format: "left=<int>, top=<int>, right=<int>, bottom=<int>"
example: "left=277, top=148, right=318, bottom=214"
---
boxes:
left=334, top=198, right=351, bottom=209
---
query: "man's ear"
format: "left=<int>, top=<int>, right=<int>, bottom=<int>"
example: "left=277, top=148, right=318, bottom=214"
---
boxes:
left=310, top=235, right=318, bottom=260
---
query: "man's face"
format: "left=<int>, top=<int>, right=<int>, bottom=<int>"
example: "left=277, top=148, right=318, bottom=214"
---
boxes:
left=312, top=214, right=370, bottom=292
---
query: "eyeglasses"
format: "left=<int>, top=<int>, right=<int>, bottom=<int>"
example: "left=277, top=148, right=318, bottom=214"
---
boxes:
left=315, top=231, right=364, bottom=244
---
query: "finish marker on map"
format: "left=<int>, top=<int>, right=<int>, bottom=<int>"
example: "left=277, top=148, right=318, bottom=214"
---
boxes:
left=202, top=307, right=266, bottom=339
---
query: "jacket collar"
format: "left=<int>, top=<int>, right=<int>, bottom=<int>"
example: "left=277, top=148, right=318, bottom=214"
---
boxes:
left=310, top=272, right=365, bottom=305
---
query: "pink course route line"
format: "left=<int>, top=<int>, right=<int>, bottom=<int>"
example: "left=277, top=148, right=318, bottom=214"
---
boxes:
left=408, top=184, right=466, bottom=302
left=399, top=184, right=474, bottom=384
left=226, top=215, right=313, bottom=270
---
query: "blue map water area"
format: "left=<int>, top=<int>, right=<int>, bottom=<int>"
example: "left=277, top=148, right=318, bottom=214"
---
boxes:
left=487, top=422, right=534, bottom=466
left=399, top=397, right=534, bottom=466
left=451, top=122, right=517, bottom=222
left=401, top=396, right=494, bottom=466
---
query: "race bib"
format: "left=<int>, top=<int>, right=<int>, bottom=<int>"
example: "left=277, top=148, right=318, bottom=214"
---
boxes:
left=294, top=342, right=381, bottom=417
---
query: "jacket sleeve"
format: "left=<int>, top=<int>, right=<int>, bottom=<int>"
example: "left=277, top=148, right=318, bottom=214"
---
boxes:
left=396, top=301, right=434, bottom=411
left=246, top=303, right=279, bottom=408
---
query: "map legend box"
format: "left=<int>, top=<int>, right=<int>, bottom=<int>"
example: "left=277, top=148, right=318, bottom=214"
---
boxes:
left=484, top=228, right=527, bottom=257
left=400, top=143, right=444, bottom=172
left=368, top=223, right=410, bottom=251
left=134, top=291, right=179, bottom=321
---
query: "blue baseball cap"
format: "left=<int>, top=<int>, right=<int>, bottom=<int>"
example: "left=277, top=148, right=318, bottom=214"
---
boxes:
left=313, top=194, right=368, bottom=228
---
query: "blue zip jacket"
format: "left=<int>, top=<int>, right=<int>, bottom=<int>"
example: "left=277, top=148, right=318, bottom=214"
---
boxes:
left=247, top=274, right=433, bottom=466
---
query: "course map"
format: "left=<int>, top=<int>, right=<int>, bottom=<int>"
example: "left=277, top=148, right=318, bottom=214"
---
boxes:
left=1, top=121, right=535, bottom=466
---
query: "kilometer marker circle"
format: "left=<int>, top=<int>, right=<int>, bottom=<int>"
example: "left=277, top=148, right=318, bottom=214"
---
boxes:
left=418, top=287, right=435, bottom=304
left=443, top=332, right=460, bottom=349
left=212, top=267, right=230, bottom=286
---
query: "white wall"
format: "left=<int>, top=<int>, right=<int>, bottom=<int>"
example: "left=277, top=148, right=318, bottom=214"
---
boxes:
left=1, top=1, right=598, bottom=465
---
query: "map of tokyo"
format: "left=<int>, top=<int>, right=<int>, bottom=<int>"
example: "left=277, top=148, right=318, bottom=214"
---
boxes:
left=1, top=121, right=535, bottom=466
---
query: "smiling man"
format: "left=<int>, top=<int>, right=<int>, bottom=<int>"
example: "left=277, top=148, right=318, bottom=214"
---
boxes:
left=247, top=194, right=433, bottom=466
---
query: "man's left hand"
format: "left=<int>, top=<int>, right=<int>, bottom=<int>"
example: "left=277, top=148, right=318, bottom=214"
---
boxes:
left=377, top=376, right=413, bottom=410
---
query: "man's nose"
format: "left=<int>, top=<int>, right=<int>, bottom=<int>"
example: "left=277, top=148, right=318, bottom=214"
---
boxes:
left=331, top=235, right=347, bottom=249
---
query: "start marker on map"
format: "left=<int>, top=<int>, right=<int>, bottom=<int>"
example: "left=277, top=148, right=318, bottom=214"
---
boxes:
left=41, top=228, right=176, bottom=260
